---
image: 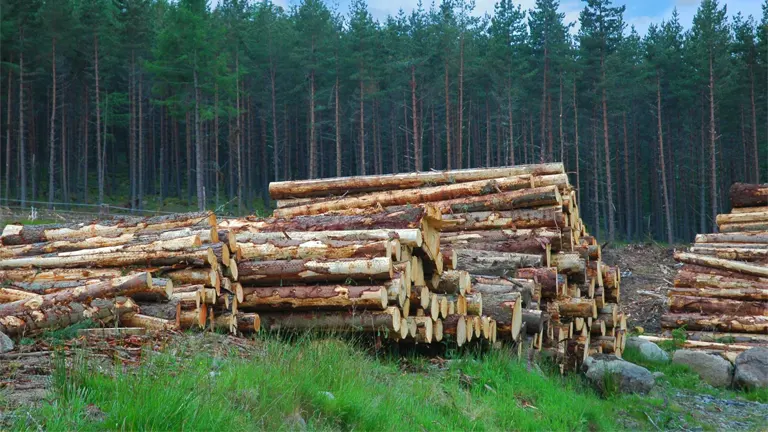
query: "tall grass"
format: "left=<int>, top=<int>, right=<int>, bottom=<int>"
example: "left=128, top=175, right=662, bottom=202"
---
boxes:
left=16, top=335, right=624, bottom=431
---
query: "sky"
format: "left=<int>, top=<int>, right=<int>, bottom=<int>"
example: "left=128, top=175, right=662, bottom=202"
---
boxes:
left=211, top=0, right=765, bottom=35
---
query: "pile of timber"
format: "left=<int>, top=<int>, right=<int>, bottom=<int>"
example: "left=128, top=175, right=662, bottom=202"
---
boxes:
left=662, top=183, right=768, bottom=343
left=218, top=205, right=496, bottom=347
left=0, top=212, right=257, bottom=336
left=267, top=163, right=626, bottom=370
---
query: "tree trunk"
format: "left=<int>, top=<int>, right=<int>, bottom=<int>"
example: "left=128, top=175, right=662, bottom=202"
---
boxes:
left=572, top=81, right=580, bottom=208
left=0, top=297, right=137, bottom=336
left=19, top=31, right=26, bottom=208
left=138, top=74, right=144, bottom=210
left=309, top=68, right=316, bottom=179
left=515, top=267, right=564, bottom=299
left=235, top=228, right=421, bottom=248
left=440, top=206, right=567, bottom=232
left=601, top=56, right=614, bottom=241
left=508, top=81, right=514, bottom=165
left=359, top=78, right=365, bottom=175
left=434, top=270, right=469, bottom=295
left=238, top=239, right=395, bottom=261
left=458, top=35, right=464, bottom=169
left=236, top=257, right=393, bottom=285
left=335, top=75, right=341, bottom=176
left=441, top=228, right=560, bottom=253
left=430, top=185, right=561, bottom=215
left=259, top=307, right=401, bottom=333
left=669, top=287, right=768, bottom=301
left=729, top=183, right=768, bottom=208
left=4, top=66, right=11, bottom=204
left=749, top=66, right=759, bottom=182
left=541, top=46, right=548, bottom=161
left=622, top=112, right=631, bottom=239
left=445, top=61, right=451, bottom=170
left=48, top=37, right=57, bottom=208
left=708, top=51, right=718, bottom=232
left=221, top=207, right=430, bottom=233
left=656, top=75, right=673, bottom=244
left=675, top=252, right=768, bottom=278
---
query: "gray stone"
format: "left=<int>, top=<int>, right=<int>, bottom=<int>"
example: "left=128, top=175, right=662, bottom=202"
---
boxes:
left=626, top=337, right=669, bottom=362
left=0, top=331, right=13, bottom=353
left=733, top=347, right=768, bottom=390
left=673, top=349, right=733, bottom=388
left=581, top=354, right=655, bottom=395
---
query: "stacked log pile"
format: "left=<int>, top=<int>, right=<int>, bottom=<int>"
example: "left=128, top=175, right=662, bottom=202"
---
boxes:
left=218, top=206, right=496, bottom=346
left=0, top=212, right=258, bottom=336
left=267, top=163, right=625, bottom=369
left=663, top=183, right=768, bottom=341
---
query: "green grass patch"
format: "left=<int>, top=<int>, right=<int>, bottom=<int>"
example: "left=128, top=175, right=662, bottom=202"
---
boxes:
left=14, top=335, right=636, bottom=431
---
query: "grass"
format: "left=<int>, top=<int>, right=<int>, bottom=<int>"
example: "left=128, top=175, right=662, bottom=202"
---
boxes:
left=12, top=334, right=634, bottom=432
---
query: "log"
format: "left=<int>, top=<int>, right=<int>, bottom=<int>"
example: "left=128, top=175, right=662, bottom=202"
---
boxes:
left=465, top=293, right=483, bottom=316
left=410, top=286, right=431, bottom=309
left=730, top=182, right=768, bottom=208
left=434, top=270, right=470, bottom=295
left=551, top=253, right=586, bottom=279
left=669, top=287, right=768, bottom=301
left=473, top=283, right=532, bottom=308
left=668, top=295, right=768, bottom=316
left=431, top=186, right=562, bottom=214
left=441, top=247, right=457, bottom=271
left=434, top=318, right=444, bottom=342
left=236, top=257, right=393, bottom=285
left=272, top=175, right=543, bottom=217
left=176, top=307, right=207, bottom=329
left=440, top=228, right=560, bottom=254
left=385, top=277, right=407, bottom=307
left=268, top=163, right=565, bottom=199
left=1, top=211, right=215, bottom=245
left=78, top=327, right=146, bottom=337
left=717, top=211, right=768, bottom=226
left=0, top=268, right=124, bottom=284
left=0, top=232, right=209, bottom=258
left=675, top=269, right=768, bottom=290
left=494, top=299, right=523, bottom=341
left=442, top=315, right=467, bottom=346
left=236, top=229, right=423, bottom=248
left=213, top=313, right=261, bottom=334
left=515, top=267, right=565, bottom=298
left=662, top=330, right=768, bottom=344
left=480, top=291, right=522, bottom=340
left=220, top=207, right=434, bottom=232
left=661, top=313, right=768, bottom=333
left=237, top=239, right=396, bottom=261
left=690, top=246, right=768, bottom=261
left=0, top=297, right=138, bottom=336
left=555, top=298, right=597, bottom=318
left=719, top=221, right=768, bottom=233
left=0, top=273, right=154, bottom=319
left=259, top=307, right=401, bottom=333
left=0, top=245, right=217, bottom=269
left=165, top=268, right=219, bottom=289
left=238, top=285, right=388, bottom=311
left=638, top=335, right=752, bottom=352
left=695, top=232, right=768, bottom=244
left=453, top=249, right=542, bottom=276
left=434, top=206, right=568, bottom=232
left=675, top=252, right=768, bottom=279
left=412, top=316, right=433, bottom=343
left=0, top=288, right=39, bottom=303
left=590, top=320, right=606, bottom=336
left=121, top=313, right=178, bottom=331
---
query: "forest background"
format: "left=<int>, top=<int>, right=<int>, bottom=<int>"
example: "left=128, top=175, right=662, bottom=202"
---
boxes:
left=1, top=0, right=766, bottom=244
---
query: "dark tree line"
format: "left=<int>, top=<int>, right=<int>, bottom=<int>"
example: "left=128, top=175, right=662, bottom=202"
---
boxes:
left=1, top=0, right=766, bottom=242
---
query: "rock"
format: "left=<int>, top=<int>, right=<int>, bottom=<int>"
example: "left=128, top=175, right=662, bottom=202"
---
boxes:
left=652, top=372, right=665, bottom=379
left=673, top=350, right=733, bottom=388
left=582, top=354, right=655, bottom=395
left=626, top=337, right=669, bottom=362
left=733, top=347, right=768, bottom=390
left=0, top=331, right=13, bottom=353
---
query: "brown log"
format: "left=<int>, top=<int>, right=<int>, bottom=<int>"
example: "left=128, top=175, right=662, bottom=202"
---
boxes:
left=465, top=293, right=483, bottom=316
left=121, top=313, right=178, bottom=331
left=213, top=312, right=260, bottom=334
left=273, top=175, right=543, bottom=217
left=259, top=307, right=401, bottom=333
left=237, top=239, right=396, bottom=261
left=410, top=285, right=432, bottom=309
left=438, top=206, right=567, bottom=232
left=0, top=296, right=137, bottom=336
left=0, top=288, right=39, bottom=303
left=440, top=228, right=560, bottom=253
left=268, top=163, right=565, bottom=199
left=236, top=229, right=423, bottom=248
left=593, top=336, right=617, bottom=354
left=719, top=222, right=768, bottom=233
left=236, top=257, right=393, bottom=285
left=591, top=320, right=606, bottom=336
left=551, top=253, right=586, bottom=277
left=480, top=291, right=522, bottom=339
left=239, top=285, right=388, bottom=311
left=0, top=245, right=217, bottom=269
left=441, top=315, right=467, bottom=346
left=431, top=186, right=562, bottom=215
left=690, top=246, right=768, bottom=261
left=669, top=287, right=768, bottom=301
left=1, top=212, right=215, bottom=245
left=717, top=211, right=768, bottom=226
left=441, top=247, right=457, bottom=271
left=675, top=252, right=768, bottom=278
left=471, top=275, right=540, bottom=303
left=220, top=206, right=434, bottom=232
left=453, top=249, right=542, bottom=276
left=661, top=313, right=768, bottom=333
left=386, top=277, right=407, bottom=307
left=732, top=205, right=768, bottom=214
left=412, top=316, right=433, bottom=343
left=668, top=295, right=768, bottom=316
left=165, top=268, right=219, bottom=289
left=176, top=306, right=207, bottom=329
left=473, top=282, right=532, bottom=308
left=555, top=298, right=597, bottom=318
left=438, top=295, right=449, bottom=319
left=515, top=267, right=565, bottom=298
left=434, top=270, right=470, bottom=295
left=696, top=232, right=768, bottom=244
left=675, top=269, right=768, bottom=290
left=730, top=182, right=768, bottom=208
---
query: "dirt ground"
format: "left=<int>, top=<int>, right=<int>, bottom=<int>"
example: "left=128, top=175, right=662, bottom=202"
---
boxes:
left=602, top=243, right=679, bottom=334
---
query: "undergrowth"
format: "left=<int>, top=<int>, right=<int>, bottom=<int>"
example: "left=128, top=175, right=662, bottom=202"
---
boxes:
left=14, top=335, right=626, bottom=431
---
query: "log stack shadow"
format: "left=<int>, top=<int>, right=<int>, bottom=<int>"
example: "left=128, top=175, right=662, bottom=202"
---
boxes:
left=662, top=182, right=768, bottom=347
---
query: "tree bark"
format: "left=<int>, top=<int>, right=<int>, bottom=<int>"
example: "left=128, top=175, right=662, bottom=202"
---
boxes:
left=236, top=257, right=393, bottom=285
left=238, top=285, right=388, bottom=311
left=445, top=61, right=451, bottom=170
left=668, top=295, right=768, bottom=316
left=259, top=307, right=401, bottom=333
left=359, top=78, right=365, bottom=175
left=220, top=207, right=432, bottom=232
left=515, top=267, right=564, bottom=299
left=235, top=228, right=422, bottom=248
left=675, top=252, right=768, bottom=278
left=661, top=313, right=768, bottom=333
left=434, top=270, right=469, bottom=295
left=709, top=51, right=718, bottom=232
left=669, top=287, right=768, bottom=301
left=19, top=30, right=26, bottom=207
left=601, top=56, right=615, bottom=241
left=657, top=74, right=673, bottom=244
left=237, top=239, right=396, bottom=261
left=453, top=249, right=542, bottom=276
left=440, top=206, right=567, bottom=232
left=0, top=297, right=137, bottom=336
left=48, top=37, right=57, bottom=207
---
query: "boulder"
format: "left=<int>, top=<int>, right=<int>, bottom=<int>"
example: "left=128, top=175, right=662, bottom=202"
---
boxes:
left=733, top=347, right=768, bottom=390
left=0, top=331, right=12, bottom=353
left=672, top=349, right=733, bottom=388
left=626, top=337, right=669, bottom=362
left=582, top=354, right=655, bottom=395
